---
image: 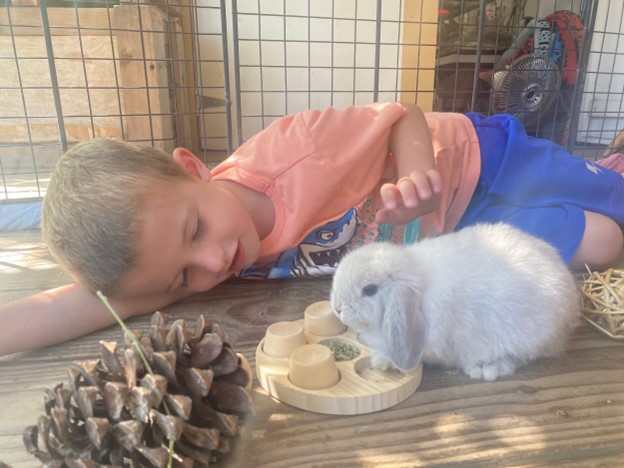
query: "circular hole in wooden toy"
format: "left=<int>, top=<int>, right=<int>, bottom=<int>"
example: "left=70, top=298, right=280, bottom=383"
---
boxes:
left=318, top=338, right=361, bottom=362
left=288, top=344, right=341, bottom=390
left=354, top=356, right=404, bottom=384
left=304, top=300, right=347, bottom=336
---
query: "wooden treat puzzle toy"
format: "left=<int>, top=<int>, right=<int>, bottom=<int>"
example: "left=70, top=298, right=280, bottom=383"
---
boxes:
left=255, top=301, right=423, bottom=415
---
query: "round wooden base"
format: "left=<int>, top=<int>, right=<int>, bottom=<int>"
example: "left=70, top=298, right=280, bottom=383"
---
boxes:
left=256, top=313, right=422, bottom=415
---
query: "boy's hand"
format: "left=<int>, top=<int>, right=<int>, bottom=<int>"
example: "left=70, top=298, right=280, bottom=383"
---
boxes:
left=376, top=169, right=442, bottom=225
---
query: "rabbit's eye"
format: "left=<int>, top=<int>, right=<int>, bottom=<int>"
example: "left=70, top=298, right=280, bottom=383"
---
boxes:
left=362, top=284, right=378, bottom=297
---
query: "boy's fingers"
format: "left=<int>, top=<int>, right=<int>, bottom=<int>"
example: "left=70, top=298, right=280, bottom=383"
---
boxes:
left=426, top=169, right=443, bottom=193
left=404, top=170, right=433, bottom=201
left=397, top=177, right=420, bottom=208
left=380, top=183, right=400, bottom=209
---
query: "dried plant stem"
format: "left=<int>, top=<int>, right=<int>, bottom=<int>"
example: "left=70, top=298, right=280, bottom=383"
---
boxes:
left=97, top=291, right=154, bottom=374
left=96, top=291, right=175, bottom=468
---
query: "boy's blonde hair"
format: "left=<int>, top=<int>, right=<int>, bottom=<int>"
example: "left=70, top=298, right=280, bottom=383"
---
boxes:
left=42, top=139, right=193, bottom=295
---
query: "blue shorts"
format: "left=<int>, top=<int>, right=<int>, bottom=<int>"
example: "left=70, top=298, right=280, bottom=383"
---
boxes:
left=456, top=113, right=624, bottom=264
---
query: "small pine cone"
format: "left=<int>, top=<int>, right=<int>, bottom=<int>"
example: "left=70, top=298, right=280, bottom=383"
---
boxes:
left=23, top=312, right=253, bottom=467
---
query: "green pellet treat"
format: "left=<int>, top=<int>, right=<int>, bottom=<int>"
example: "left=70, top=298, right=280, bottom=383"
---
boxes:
left=324, top=341, right=360, bottom=361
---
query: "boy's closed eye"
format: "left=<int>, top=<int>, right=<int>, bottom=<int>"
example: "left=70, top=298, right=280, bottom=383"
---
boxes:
left=192, top=217, right=205, bottom=242
left=181, top=217, right=205, bottom=289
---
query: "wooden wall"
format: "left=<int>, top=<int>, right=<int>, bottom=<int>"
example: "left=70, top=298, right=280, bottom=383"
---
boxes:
left=0, top=3, right=199, bottom=154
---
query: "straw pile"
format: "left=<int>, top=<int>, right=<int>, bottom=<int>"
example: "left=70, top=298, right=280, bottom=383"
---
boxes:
left=581, top=268, right=624, bottom=340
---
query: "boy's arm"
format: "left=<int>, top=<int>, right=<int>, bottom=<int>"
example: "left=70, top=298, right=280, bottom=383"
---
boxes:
left=375, top=103, right=442, bottom=225
left=0, top=282, right=188, bottom=356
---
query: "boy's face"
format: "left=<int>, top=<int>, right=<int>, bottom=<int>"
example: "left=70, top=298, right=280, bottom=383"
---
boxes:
left=117, top=153, right=261, bottom=299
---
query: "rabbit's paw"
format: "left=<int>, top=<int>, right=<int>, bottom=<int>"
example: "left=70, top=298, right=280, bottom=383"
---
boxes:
left=465, top=358, right=516, bottom=381
left=370, top=352, right=395, bottom=371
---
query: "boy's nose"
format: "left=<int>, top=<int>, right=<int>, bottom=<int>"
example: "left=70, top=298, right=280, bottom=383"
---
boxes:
left=195, top=244, right=229, bottom=275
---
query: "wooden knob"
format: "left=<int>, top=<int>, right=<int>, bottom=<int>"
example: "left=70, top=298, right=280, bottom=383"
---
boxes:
left=263, top=321, right=306, bottom=358
left=304, top=301, right=347, bottom=336
left=288, top=344, right=340, bottom=390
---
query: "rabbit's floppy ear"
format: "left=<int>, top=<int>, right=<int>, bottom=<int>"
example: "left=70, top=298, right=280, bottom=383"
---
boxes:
left=383, top=283, right=426, bottom=371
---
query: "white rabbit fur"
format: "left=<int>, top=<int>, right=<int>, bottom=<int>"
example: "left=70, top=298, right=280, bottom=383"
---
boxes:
left=330, top=223, right=581, bottom=381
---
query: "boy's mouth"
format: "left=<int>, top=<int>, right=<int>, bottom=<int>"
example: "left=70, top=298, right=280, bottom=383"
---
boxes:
left=231, top=241, right=245, bottom=272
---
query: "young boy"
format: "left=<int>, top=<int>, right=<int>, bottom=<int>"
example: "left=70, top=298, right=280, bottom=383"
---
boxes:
left=1, top=102, right=623, bottom=355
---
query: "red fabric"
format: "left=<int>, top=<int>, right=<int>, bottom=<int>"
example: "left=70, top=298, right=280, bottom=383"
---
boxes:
left=545, top=10, right=584, bottom=85
left=505, top=10, right=584, bottom=86
left=595, top=153, right=624, bottom=174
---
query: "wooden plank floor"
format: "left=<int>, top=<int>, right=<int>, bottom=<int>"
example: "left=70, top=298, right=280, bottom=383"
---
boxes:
left=1, top=230, right=624, bottom=467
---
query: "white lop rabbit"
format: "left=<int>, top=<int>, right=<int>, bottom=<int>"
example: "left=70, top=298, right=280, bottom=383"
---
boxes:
left=330, top=223, right=581, bottom=381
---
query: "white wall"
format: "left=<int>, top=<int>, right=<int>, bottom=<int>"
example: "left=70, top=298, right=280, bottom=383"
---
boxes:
left=195, top=0, right=437, bottom=149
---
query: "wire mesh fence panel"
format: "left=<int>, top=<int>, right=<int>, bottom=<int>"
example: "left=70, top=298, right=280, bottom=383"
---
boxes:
left=575, top=0, right=624, bottom=160
left=436, top=1, right=588, bottom=147
left=229, top=0, right=438, bottom=146
left=0, top=0, right=229, bottom=202
left=4, top=0, right=624, bottom=206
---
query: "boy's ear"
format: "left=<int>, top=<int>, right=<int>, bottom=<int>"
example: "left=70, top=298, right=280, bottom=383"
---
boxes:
left=172, top=147, right=212, bottom=181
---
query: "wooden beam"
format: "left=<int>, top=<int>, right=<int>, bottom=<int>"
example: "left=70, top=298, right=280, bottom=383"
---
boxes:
left=400, top=1, right=438, bottom=111
left=10, top=0, right=40, bottom=6
left=169, top=15, right=199, bottom=154
left=113, top=4, right=174, bottom=153
left=170, top=0, right=199, bottom=153
left=0, top=7, right=120, bottom=36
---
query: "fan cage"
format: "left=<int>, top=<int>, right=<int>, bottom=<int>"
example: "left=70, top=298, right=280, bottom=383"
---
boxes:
left=490, top=53, right=563, bottom=127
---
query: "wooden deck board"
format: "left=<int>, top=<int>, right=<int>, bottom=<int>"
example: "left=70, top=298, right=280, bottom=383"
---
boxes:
left=1, top=229, right=623, bottom=466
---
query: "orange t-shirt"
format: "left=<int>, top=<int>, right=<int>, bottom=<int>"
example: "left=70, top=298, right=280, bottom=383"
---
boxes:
left=211, top=102, right=480, bottom=277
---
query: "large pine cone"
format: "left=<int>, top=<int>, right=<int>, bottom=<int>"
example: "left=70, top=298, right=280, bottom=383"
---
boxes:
left=23, top=312, right=253, bottom=467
